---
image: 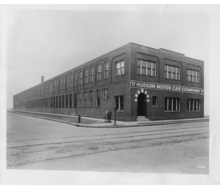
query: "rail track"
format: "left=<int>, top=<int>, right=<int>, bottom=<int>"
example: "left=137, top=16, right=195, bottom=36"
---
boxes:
left=7, top=121, right=209, bottom=168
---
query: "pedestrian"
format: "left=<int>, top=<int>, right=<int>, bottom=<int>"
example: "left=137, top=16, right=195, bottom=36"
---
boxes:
left=108, top=110, right=112, bottom=122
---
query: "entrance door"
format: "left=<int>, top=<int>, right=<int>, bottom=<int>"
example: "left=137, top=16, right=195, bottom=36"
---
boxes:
left=137, top=93, right=147, bottom=116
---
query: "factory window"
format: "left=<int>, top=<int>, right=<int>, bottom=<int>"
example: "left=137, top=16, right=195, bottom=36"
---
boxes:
left=187, top=99, right=201, bottom=111
left=97, top=64, right=102, bottom=81
left=164, top=65, right=180, bottom=80
left=56, top=96, right=58, bottom=108
left=70, top=73, right=73, bottom=88
left=69, top=94, right=72, bottom=108
left=62, top=77, right=65, bottom=90
left=115, top=96, right=124, bottom=111
left=90, top=67, right=94, bottom=82
left=66, top=74, right=72, bottom=88
left=78, top=93, right=82, bottom=107
left=62, top=95, right=64, bottom=108
left=96, top=90, right=101, bottom=107
left=79, top=71, right=83, bottom=85
left=187, top=69, right=200, bottom=83
left=103, top=88, right=108, bottom=100
left=50, top=97, right=52, bottom=108
left=84, top=92, right=87, bottom=107
left=89, top=91, right=93, bottom=107
left=66, top=75, right=70, bottom=88
left=84, top=69, right=89, bottom=84
left=165, top=97, right=180, bottom=112
left=59, top=96, right=61, bottom=108
left=104, top=62, right=109, bottom=79
left=66, top=94, right=68, bottom=108
left=152, top=96, right=158, bottom=106
left=74, top=73, right=78, bottom=87
left=115, top=60, right=124, bottom=76
left=74, top=93, right=77, bottom=108
left=137, top=59, right=156, bottom=76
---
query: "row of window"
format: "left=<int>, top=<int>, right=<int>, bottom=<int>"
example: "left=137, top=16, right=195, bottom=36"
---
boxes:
left=21, top=95, right=201, bottom=113
left=164, top=97, right=201, bottom=112
left=151, top=97, right=201, bottom=112
left=137, top=59, right=200, bottom=83
left=77, top=88, right=109, bottom=108
left=17, top=59, right=201, bottom=101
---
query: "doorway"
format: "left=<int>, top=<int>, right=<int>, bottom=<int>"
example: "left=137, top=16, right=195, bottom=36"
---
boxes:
left=137, top=93, right=147, bottom=116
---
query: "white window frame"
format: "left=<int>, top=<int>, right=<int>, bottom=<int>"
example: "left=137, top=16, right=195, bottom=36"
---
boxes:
left=115, top=60, right=125, bottom=76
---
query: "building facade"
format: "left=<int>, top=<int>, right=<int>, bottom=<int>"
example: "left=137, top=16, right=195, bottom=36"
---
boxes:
left=13, top=43, right=204, bottom=121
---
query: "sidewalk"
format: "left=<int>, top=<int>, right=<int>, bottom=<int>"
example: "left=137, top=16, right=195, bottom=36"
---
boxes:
left=9, top=110, right=209, bottom=128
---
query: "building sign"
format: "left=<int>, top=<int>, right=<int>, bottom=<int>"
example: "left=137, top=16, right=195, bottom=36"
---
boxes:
left=130, top=80, right=204, bottom=95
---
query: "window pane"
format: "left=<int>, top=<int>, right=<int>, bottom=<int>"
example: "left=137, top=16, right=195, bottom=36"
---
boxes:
left=117, top=62, right=120, bottom=69
left=120, top=96, right=123, bottom=110
left=173, top=99, right=177, bottom=111
left=121, top=61, right=124, bottom=68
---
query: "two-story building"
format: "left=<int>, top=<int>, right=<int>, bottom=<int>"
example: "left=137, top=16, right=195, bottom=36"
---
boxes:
left=13, top=43, right=204, bottom=121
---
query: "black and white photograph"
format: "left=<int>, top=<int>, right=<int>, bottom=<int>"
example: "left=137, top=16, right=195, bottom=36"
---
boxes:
left=0, top=3, right=220, bottom=185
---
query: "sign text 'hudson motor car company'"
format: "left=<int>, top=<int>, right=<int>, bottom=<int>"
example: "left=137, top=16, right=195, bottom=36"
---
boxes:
left=130, top=80, right=204, bottom=95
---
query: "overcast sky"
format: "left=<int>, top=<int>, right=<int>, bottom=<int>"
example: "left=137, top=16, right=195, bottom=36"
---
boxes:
left=6, top=5, right=209, bottom=115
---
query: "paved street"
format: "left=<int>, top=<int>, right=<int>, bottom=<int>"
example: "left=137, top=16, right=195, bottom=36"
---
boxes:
left=7, top=112, right=209, bottom=174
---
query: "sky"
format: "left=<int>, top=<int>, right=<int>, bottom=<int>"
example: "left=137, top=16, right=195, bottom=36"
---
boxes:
left=6, top=5, right=209, bottom=115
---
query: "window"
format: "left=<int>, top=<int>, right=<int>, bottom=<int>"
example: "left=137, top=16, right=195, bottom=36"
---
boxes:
left=115, top=60, right=124, bottom=76
left=152, top=96, right=158, bottom=106
left=164, top=65, right=180, bottom=80
left=97, top=64, right=102, bottom=81
left=56, top=96, right=58, bottom=108
left=187, top=99, right=201, bottom=111
left=89, top=91, right=93, bottom=107
left=115, top=96, right=124, bottom=110
left=62, top=95, right=64, bottom=108
left=78, top=93, right=82, bottom=107
left=59, top=96, right=61, bottom=108
left=187, top=69, right=199, bottom=83
left=74, top=93, right=77, bottom=108
left=84, top=92, right=87, bottom=107
left=104, top=62, right=109, bottom=79
left=62, top=77, right=65, bottom=90
left=69, top=94, right=72, bottom=108
left=66, top=74, right=73, bottom=88
left=165, top=97, right=180, bottom=112
left=96, top=90, right=101, bottom=107
left=79, top=71, right=83, bottom=85
left=137, top=59, right=156, bottom=76
left=60, top=78, right=62, bottom=89
left=66, top=94, right=68, bottom=108
left=50, top=81, right=53, bottom=93
left=74, top=73, right=78, bottom=87
left=103, top=88, right=108, bottom=100
left=66, top=75, right=69, bottom=88
left=60, top=77, right=65, bottom=90
left=90, top=67, right=94, bottom=82
left=84, top=69, right=89, bottom=84
left=54, top=80, right=58, bottom=91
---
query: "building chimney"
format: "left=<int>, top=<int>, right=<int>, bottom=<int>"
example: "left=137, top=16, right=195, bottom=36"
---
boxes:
left=41, top=76, right=44, bottom=83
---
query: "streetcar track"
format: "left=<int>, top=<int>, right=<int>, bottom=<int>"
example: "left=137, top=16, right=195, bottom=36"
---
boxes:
left=7, top=133, right=208, bottom=167
left=8, top=128, right=208, bottom=150
left=7, top=122, right=208, bottom=146
left=7, top=122, right=208, bottom=143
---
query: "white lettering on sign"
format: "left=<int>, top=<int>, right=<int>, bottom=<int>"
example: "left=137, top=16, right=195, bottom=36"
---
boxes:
left=131, top=82, right=136, bottom=87
left=156, top=84, right=171, bottom=90
left=130, top=80, right=204, bottom=95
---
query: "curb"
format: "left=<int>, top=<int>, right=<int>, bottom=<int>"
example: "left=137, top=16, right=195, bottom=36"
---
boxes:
left=9, top=110, right=209, bottom=129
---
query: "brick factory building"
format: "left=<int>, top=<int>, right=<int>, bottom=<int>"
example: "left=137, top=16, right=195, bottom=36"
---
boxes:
left=13, top=43, right=204, bottom=121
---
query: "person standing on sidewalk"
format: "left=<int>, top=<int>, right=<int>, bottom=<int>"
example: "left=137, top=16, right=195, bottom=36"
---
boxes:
left=108, top=110, right=112, bottom=122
